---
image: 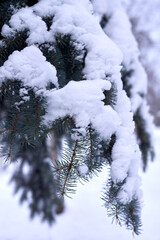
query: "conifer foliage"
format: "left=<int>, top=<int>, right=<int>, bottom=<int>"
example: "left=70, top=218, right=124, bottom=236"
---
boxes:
left=0, top=0, right=154, bottom=235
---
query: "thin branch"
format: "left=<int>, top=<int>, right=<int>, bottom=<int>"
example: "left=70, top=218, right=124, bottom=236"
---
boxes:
left=6, top=35, right=22, bottom=47
left=47, top=117, right=69, bottom=133
left=55, top=165, right=68, bottom=172
left=61, top=139, right=78, bottom=196
left=0, top=34, right=25, bottom=55
left=15, top=130, right=30, bottom=144
left=115, top=206, right=121, bottom=225
left=0, top=128, right=11, bottom=134
left=129, top=207, right=136, bottom=233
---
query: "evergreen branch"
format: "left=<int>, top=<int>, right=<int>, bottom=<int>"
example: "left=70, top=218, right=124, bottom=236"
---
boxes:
left=0, top=34, right=23, bottom=54
left=47, top=117, right=69, bottom=133
left=6, top=35, right=21, bottom=48
left=61, top=139, right=78, bottom=196
left=0, top=128, right=11, bottom=134
left=55, top=165, right=68, bottom=172
left=0, top=31, right=27, bottom=66
left=129, top=207, right=136, bottom=233
left=104, top=179, right=142, bottom=235
left=115, top=206, right=121, bottom=225
left=74, top=167, right=82, bottom=178
left=56, top=164, right=81, bottom=177
left=15, top=130, right=30, bottom=144
left=0, top=82, right=15, bottom=93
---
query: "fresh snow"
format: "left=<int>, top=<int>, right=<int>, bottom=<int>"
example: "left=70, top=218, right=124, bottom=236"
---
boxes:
left=45, top=80, right=120, bottom=140
left=0, top=0, right=143, bottom=207
left=126, top=0, right=160, bottom=124
left=92, top=0, right=154, bottom=158
left=78, top=164, right=89, bottom=176
left=0, top=46, right=58, bottom=90
left=0, top=127, right=160, bottom=240
left=92, top=0, right=154, bottom=197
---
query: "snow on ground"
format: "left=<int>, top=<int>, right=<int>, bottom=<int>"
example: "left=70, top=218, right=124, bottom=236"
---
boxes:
left=0, top=128, right=160, bottom=240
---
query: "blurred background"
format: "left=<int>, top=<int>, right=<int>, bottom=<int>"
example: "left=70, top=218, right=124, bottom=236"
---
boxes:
left=127, top=0, right=160, bottom=126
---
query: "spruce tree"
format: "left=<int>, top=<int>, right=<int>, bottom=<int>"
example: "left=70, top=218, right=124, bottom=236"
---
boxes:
left=0, top=0, right=154, bottom=235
